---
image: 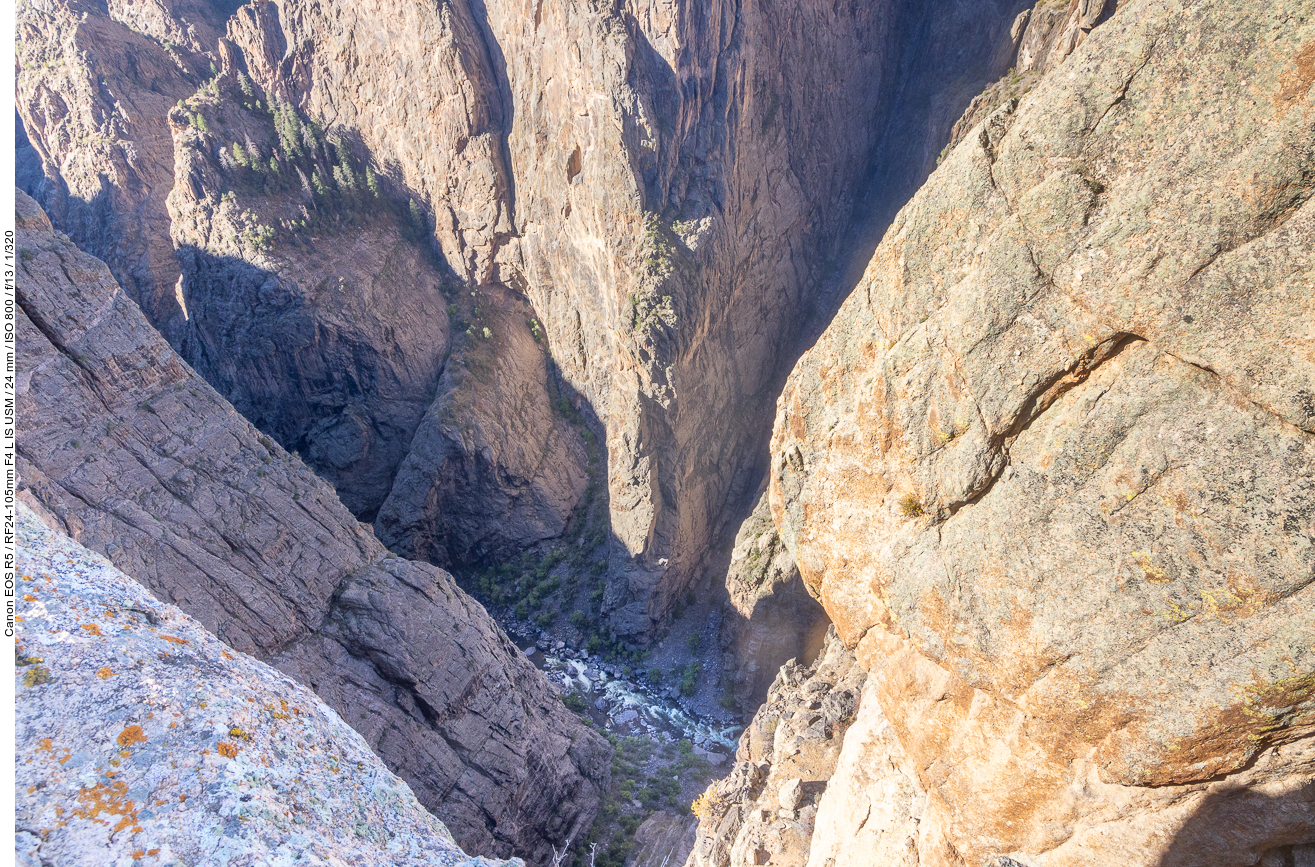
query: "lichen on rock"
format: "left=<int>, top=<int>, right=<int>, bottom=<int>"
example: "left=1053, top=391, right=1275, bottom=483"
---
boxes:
left=14, top=503, right=521, bottom=867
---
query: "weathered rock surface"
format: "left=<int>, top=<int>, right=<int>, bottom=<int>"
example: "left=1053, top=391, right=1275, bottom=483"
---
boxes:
left=718, top=488, right=829, bottom=711
left=376, top=284, right=590, bottom=565
left=14, top=503, right=520, bottom=867
left=15, top=188, right=608, bottom=864
left=766, top=0, right=1315, bottom=863
left=163, top=70, right=455, bottom=519
left=946, top=0, right=1118, bottom=154
left=687, top=633, right=866, bottom=867
left=15, top=0, right=221, bottom=336
left=627, top=810, right=699, bottom=867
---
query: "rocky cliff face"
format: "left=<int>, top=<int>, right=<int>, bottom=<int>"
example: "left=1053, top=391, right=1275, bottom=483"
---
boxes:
left=15, top=503, right=520, bottom=867
left=15, top=0, right=222, bottom=337
left=18, top=0, right=1033, bottom=638
left=688, top=633, right=867, bottom=867
left=718, top=488, right=829, bottom=712
left=763, top=0, right=1315, bottom=863
left=15, top=189, right=608, bottom=864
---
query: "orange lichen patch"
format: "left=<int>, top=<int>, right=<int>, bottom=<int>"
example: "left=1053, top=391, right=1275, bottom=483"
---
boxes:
left=179, top=794, right=187, bottom=802
left=149, top=850, right=160, bottom=857
left=38, top=738, right=54, bottom=752
left=22, top=594, right=36, bottom=602
left=217, top=742, right=240, bottom=758
left=222, top=650, right=235, bottom=660
left=96, top=666, right=114, bottom=679
left=160, top=635, right=189, bottom=645
left=73, top=780, right=138, bottom=833
left=81, top=624, right=104, bottom=636
left=117, top=725, right=147, bottom=747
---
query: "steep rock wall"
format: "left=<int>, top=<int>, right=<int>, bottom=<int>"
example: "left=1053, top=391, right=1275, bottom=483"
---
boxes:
left=15, top=189, right=608, bottom=864
left=718, top=487, right=830, bottom=711
left=687, top=632, right=868, bottom=867
left=765, top=0, right=1315, bottom=863
left=163, top=64, right=456, bottom=519
left=15, top=0, right=225, bottom=337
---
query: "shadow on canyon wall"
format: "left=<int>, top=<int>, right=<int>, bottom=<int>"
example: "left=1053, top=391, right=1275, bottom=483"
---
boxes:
left=1157, top=779, right=1315, bottom=867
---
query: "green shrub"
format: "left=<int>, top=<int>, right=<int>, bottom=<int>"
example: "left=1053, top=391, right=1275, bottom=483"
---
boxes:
left=899, top=494, right=924, bottom=517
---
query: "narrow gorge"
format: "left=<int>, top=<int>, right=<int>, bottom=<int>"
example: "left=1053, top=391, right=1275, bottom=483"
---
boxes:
left=13, top=0, right=1315, bottom=864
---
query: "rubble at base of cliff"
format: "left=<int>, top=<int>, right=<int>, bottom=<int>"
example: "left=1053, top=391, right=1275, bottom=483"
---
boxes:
left=687, top=632, right=866, bottom=867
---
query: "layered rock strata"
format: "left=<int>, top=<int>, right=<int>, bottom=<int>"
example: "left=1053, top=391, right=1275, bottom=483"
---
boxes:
left=15, top=189, right=608, bottom=864
left=14, top=503, right=520, bottom=867
left=764, top=0, right=1315, bottom=863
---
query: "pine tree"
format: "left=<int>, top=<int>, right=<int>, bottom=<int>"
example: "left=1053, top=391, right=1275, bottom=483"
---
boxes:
left=232, top=142, right=248, bottom=168
left=365, top=166, right=380, bottom=198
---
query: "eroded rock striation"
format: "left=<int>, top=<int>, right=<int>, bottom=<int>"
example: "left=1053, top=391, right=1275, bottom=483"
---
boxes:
left=15, top=189, right=608, bottom=864
left=763, top=0, right=1315, bottom=863
left=14, top=503, right=520, bottom=867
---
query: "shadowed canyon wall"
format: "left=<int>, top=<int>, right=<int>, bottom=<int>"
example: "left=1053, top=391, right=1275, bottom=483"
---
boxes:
left=15, top=189, right=609, bottom=864
left=18, top=0, right=1031, bottom=639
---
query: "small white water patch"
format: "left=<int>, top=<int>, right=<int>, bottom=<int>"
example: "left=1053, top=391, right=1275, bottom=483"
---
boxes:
left=541, top=653, right=739, bottom=752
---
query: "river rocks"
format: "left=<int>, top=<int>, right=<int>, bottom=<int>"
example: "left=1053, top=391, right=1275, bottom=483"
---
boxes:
left=14, top=503, right=520, bottom=867
left=15, top=189, right=608, bottom=864
left=767, top=0, right=1315, bottom=863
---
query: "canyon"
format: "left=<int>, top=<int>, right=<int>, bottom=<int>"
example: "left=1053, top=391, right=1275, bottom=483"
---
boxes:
left=14, top=0, right=1315, bottom=864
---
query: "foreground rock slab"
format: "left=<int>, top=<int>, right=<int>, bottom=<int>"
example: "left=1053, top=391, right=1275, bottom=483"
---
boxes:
left=14, top=503, right=518, bottom=867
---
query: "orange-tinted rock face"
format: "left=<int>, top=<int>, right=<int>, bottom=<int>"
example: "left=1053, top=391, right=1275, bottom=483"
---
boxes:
left=769, top=0, right=1315, bottom=863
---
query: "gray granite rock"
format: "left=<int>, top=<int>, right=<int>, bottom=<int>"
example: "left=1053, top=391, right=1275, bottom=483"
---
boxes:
left=767, top=0, right=1315, bottom=863
left=14, top=503, right=520, bottom=867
